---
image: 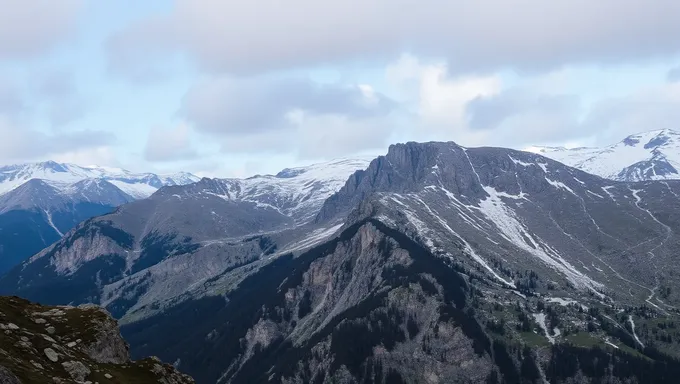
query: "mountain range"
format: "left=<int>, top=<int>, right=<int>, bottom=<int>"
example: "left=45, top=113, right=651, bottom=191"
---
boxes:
left=0, top=161, right=200, bottom=273
left=527, top=129, right=680, bottom=182
left=4, top=136, right=680, bottom=383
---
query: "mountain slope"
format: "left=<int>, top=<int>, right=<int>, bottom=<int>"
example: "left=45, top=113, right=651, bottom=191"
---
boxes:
left=527, top=129, right=680, bottom=182
left=0, top=162, right=200, bottom=274
left=0, top=295, right=193, bottom=383
left=0, top=158, right=371, bottom=319
left=4, top=143, right=680, bottom=382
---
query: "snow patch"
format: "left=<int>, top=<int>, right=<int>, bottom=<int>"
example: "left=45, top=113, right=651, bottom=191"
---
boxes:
left=628, top=315, right=645, bottom=348
left=605, top=340, right=620, bottom=349
left=533, top=313, right=558, bottom=344
left=601, top=186, right=616, bottom=199
left=545, top=297, right=588, bottom=310
left=586, top=190, right=604, bottom=199
left=44, top=210, right=64, bottom=237
left=545, top=177, right=577, bottom=196
left=281, top=223, right=344, bottom=254
left=508, top=155, right=533, bottom=167
left=108, top=180, right=158, bottom=199
left=477, top=185, right=603, bottom=292
left=391, top=193, right=515, bottom=288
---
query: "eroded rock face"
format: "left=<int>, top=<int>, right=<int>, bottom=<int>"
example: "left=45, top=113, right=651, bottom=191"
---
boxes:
left=75, top=304, right=129, bottom=364
left=0, top=296, right=194, bottom=384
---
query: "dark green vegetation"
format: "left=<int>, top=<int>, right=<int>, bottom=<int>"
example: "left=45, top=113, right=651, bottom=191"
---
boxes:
left=120, top=219, right=680, bottom=383
left=132, top=231, right=199, bottom=274
left=0, top=296, right=194, bottom=383
left=0, top=253, right=126, bottom=305
left=0, top=203, right=115, bottom=274
left=0, top=224, right=198, bottom=315
left=0, top=210, right=60, bottom=274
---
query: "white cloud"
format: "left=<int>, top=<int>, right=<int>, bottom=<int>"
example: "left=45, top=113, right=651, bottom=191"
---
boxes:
left=182, top=76, right=395, bottom=135
left=51, top=146, right=119, bottom=167
left=144, top=124, right=197, bottom=162
left=0, top=0, right=83, bottom=58
left=582, top=82, right=680, bottom=145
left=289, top=112, right=394, bottom=159
left=177, top=74, right=398, bottom=160
left=109, top=0, right=680, bottom=77
left=32, top=70, right=86, bottom=126
left=0, top=116, right=115, bottom=164
left=386, top=54, right=502, bottom=144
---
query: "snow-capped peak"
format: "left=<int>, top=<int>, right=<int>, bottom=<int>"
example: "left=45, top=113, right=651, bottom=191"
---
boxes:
left=173, top=157, right=373, bottom=224
left=526, top=129, right=680, bottom=182
left=0, top=161, right=200, bottom=199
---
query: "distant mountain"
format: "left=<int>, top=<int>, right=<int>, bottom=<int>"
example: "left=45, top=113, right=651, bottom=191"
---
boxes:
left=0, top=157, right=372, bottom=306
left=0, top=161, right=199, bottom=273
left=179, top=158, right=373, bottom=224
left=527, top=129, right=680, bottom=182
left=5, top=144, right=680, bottom=383
left=0, top=161, right=198, bottom=199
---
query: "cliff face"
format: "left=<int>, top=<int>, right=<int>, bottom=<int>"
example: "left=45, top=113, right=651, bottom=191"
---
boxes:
left=0, top=296, right=194, bottom=383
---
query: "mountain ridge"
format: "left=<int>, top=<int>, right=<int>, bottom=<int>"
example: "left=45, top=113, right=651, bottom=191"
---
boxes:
left=527, top=128, right=680, bottom=182
left=0, top=160, right=200, bottom=199
left=0, top=161, right=200, bottom=274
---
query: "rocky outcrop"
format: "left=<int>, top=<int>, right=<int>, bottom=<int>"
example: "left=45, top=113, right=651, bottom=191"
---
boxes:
left=0, top=296, right=194, bottom=383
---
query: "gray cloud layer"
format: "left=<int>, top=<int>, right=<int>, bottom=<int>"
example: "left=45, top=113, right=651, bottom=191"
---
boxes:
left=0, top=117, right=114, bottom=162
left=0, top=0, right=83, bottom=59
left=182, top=77, right=396, bottom=134
left=463, top=80, right=680, bottom=148
left=109, top=0, right=680, bottom=77
left=179, top=76, right=398, bottom=159
left=144, top=124, right=198, bottom=162
left=0, top=68, right=100, bottom=164
left=668, top=67, right=680, bottom=82
left=35, top=70, right=86, bottom=126
left=0, top=78, right=24, bottom=117
left=467, top=90, right=579, bottom=132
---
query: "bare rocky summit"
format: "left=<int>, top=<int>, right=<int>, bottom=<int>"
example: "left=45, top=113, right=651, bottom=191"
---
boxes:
left=0, top=296, right=193, bottom=383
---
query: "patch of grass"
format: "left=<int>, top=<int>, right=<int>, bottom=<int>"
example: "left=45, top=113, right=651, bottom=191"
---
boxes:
left=520, top=331, right=550, bottom=347
left=564, top=332, right=602, bottom=348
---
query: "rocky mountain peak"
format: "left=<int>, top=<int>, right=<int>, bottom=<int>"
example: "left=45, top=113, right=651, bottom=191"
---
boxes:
left=316, top=141, right=581, bottom=223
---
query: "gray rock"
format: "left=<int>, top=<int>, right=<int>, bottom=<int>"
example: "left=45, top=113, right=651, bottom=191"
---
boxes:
left=0, top=296, right=195, bottom=383
left=78, top=312, right=129, bottom=364
left=44, top=348, right=58, bottom=362
left=0, top=366, right=21, bottom=384
left=61, top=361, right=91, bottom=382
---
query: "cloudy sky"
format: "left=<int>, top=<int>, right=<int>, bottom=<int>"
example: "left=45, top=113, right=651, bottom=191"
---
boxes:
left=2, top=0, right=680, bottom=177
